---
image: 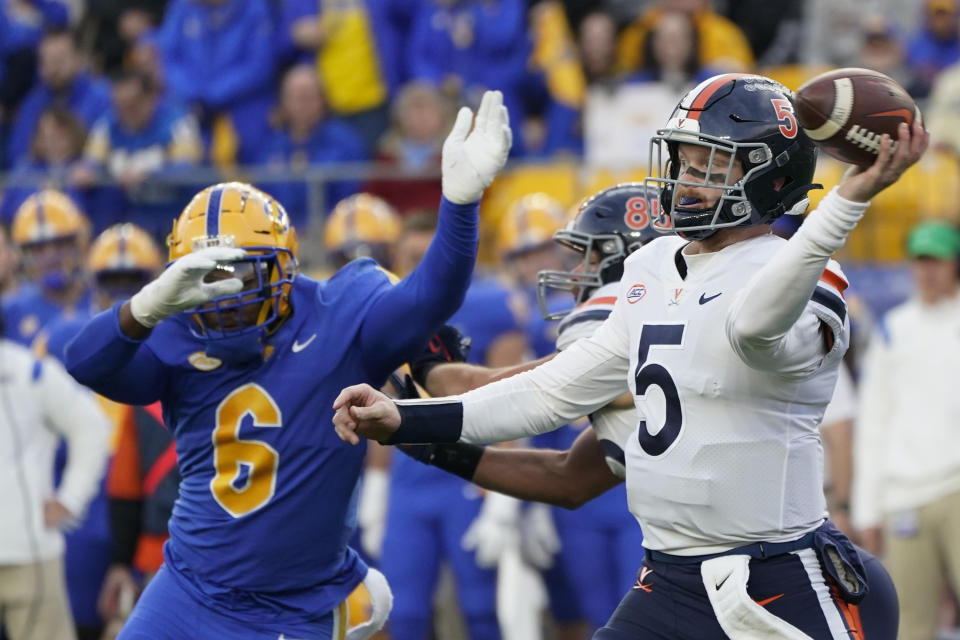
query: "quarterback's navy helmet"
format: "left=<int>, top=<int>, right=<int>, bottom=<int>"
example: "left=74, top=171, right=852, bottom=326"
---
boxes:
left=645, top=73, right=820, bottom=240
left=537, top=182, right=671, bottom=319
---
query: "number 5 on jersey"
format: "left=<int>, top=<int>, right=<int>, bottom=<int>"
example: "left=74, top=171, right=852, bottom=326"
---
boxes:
left=635, top=324, right=686, bottom=456
left=211, top=383, right=282, bottom=517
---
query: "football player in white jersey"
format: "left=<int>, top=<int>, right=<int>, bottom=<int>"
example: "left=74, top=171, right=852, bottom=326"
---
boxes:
left=333, top=74, right=927, bottom=639
left=399, top=183, right=666, bottom=503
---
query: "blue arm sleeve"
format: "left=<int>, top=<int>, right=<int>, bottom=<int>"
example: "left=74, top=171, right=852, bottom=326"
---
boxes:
left=276, top=0, right=316, bottom=63
left=158, top=2, right=202, bottom=104
left=470, top=0, right=527, bottom=54
left=28, top=0, right=70, bottom=28
left=204, top=3, right=275, bottom=108
left=407, top=6, right=448, bottom=84
left=63, top=305, right=170, bottom=406
left=360, top=197, right=478, bottom=382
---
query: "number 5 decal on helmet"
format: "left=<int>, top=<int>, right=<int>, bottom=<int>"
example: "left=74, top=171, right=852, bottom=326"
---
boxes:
left=635, top=324, right=686, bottom=456
left=771, top=98, right=798, bottom=139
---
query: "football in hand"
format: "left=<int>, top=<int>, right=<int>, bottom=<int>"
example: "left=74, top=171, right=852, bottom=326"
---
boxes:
left=794, top=68, right=921, bottom=166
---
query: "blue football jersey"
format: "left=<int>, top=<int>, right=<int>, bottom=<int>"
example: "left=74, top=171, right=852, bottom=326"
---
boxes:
left=447, top=275, right=527, bottom=365
left=1, top=283, right=93, bottom=347
left=70, top=262, right=411, bottom=624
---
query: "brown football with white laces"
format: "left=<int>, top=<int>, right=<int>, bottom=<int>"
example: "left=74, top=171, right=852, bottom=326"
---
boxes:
left=794, top=67, right=921, bottom=166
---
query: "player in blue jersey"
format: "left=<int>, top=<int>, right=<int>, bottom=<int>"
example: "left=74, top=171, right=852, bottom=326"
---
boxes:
left=42, top=224, right=165, bottom=639
left=371, top=211, right=527, bottom=640
left=497, top=192, right=569, bottom=358
left=1, top=190, right=94, bottom=346
left=63, top=89, right=512, bottom=640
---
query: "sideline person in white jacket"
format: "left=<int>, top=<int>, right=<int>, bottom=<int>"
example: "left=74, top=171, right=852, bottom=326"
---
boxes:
left=853, top=221, right=960, bottom=640
left=0, top=329, right=110, bottom=640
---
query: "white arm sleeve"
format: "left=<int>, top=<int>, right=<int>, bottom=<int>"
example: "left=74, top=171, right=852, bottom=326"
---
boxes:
left=726, top=188, right=868, bottom=374
left=37, top=357, right=111, bottom=518
left=459, top=298, right=632, bottom=444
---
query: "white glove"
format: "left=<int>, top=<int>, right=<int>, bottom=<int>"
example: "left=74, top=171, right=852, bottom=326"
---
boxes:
left=357, top=469, right=390, bottom=559
left=461, top=492, right=520, bottom=568
left=129, top=247, right=246, bottom=328
left=520, top=503, right=561, bottom=569
left=441, top=90, right=513, bottom=204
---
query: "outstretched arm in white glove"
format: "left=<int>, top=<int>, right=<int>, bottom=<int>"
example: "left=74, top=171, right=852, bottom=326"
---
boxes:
left=462, top=491, right=520, bottom=568
left=441, top=90, right=513, bottom=205
left=520, top=503, right=561, bottom=570
left=357, top=468, right=390, bottom=560
left=123, top=247, right=247, bottom=334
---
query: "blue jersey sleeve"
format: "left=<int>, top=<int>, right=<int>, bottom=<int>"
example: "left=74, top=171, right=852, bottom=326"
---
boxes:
left=359, top=196, right=477, bottom=382
left=63, top=305, right=170, bottom=405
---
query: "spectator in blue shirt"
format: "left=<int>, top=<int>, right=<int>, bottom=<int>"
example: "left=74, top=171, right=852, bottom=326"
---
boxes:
left=907, top=0, right=960, bottom=97
left=1, top=107, right=90, bottom=226
left=157, top=0, right=275, bottom=166
left=255, top=65, right=369, bottom=234
left=408, top=0, right=530, bottom=156
left=2, top=0, right=72, bottom=51
left=70, top=70, right=203, bottom=240
left=6, top=29, right=111, bottom=167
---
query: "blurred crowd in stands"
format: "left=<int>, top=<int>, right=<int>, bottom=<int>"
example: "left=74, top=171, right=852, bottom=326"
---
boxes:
left=2, top=0, right=960, bottom=259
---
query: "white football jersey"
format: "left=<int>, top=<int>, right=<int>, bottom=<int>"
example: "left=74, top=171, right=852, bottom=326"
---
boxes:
left=615, top=234, right=849, bottom=555
left=555, top=282, right=634, bottom=479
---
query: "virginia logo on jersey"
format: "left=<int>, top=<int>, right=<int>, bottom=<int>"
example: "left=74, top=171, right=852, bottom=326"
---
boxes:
left=188, top=351, right=223, bottom=371
left=627, top=283, right=647, bottom=304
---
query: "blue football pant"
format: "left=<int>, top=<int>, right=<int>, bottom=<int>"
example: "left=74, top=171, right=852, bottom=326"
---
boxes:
left=116, top=565, right=342, bottom=640
left=594, top=546, right=897, bottom=639
left=380, top=484, right=499, bottom=640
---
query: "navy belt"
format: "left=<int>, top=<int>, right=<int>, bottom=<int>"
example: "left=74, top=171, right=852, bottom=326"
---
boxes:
left=645, top=531, right=817, bottom=565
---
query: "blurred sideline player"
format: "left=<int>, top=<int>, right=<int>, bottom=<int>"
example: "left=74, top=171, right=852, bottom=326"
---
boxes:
left=498, top=193, right=569, bottom=358
left=339, top=206, right=517, bottom=640
left=47, top=225, right=173, bottom=638
left=64, top=89, right=512, bottom=640
left=5, top=191, right=103, bottom=639
left=323, top=193, right=402, bottom=271
left=404, top=183, right=663, bottom=637
left=334, top=74, right=927, bottom=638
left=2, top=190, right=93, bottom=346
left=41, top=224, right=166, bottom=640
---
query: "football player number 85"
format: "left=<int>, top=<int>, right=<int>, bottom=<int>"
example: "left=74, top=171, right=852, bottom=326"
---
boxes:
left=635, top=324, right=685, bottom=456
left=211, top=383, right=282, bottom=518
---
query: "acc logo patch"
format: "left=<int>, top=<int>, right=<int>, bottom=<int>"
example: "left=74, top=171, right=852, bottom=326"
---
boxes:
left=626, top=284, right=647, bottom=304
left=188, top=351, right=222, bottom=371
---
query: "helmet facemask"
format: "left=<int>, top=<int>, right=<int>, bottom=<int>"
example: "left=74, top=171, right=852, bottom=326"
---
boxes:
left=20, top=234, right=87, bottom=291
left=189, top=248, right=297, bottom=345
left=536, top=229, right=630, bottom=321
left=646, top=129, right=777, bottom=240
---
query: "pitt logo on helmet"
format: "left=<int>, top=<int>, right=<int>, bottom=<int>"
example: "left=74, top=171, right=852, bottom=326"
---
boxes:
left=167, top=182, right=299, bottom=363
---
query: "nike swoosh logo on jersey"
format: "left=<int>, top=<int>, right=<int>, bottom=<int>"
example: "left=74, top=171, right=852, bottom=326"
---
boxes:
left=291, top=334, right=317, bottom=353
left=699, top=292, right=722, bottom=305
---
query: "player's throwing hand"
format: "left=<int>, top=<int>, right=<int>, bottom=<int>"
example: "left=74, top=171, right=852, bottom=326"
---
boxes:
left=441, top=90, right=513, bottom=204
left=333, top=384, right=401, bottom=445
left=837, top=119, right=929, bottom=203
